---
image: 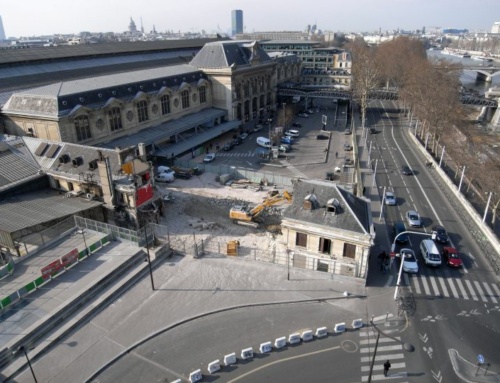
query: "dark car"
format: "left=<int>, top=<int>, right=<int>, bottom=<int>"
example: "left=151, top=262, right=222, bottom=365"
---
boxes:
left=223, top=142, right=234, bottom=151
left=401, top=165, right=413, bottom=175
left=442, top=246, right=463, bottom=268
left=369, top=128, right=377, bottom=134
left=232, top=136, right=243, bottom=146
left=393, top=222, right=409, bottom=243
left=292, top=122, right=302, bottom=128
left=431, top=225, right=448, bottom=244
left=317, top=134, right=329, bottom=140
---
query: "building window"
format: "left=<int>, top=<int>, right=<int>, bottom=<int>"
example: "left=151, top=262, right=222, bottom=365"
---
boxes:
left=181, top=90, right=190, bottom=109
left=343, top=243, right=356, bottom=259
left=161, top=95, right=171, bottom=115
left=137, top=100, right=149, bottom=123
left=74, top=115, right=91, bottom=141
left=199, top=86, right=206, bottom=104
left=108, top=107, right=122, bottom=131
left=295, top=232, right=307, bottom=247
left=319, top=238, right=332, bottom=254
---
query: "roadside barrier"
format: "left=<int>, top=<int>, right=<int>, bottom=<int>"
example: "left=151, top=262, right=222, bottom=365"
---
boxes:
left=259, top=342, right=272, bottom=353
left=274, top=336, right=287, bottom=349
left=301, top=330, right=313, bottom=341
left=315, top=326, right=328, bottom=338
left=334, top=322, right=346, bottom=333
left=207, top=360, right=220, bottom=374
left=240, top=347, right=254, bottom=360
left=189, top=369, right=202, bottom=382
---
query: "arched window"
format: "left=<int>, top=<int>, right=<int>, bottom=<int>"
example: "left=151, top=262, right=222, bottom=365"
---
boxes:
left=137, top=100, right=149, bottom=122
left=199, top=86, right=206, bottom=104
left=74, top=115, right=91, bottom=141
left=181, top=90, right=190, bottom=109
left=108, top=107, right=122, bottom=131
left=160, top=95, right=171, bottom=115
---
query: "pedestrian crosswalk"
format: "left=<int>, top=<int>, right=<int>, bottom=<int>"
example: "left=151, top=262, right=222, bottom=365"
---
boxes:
left=359, top=327, right=409, bottom=382
left=215, top=151, right=257, bottom=158
left=403, top=269, right=500, bottom=303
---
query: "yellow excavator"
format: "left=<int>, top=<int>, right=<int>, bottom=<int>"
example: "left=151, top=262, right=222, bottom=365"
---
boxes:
left=229, top=191, right=292, bottom=228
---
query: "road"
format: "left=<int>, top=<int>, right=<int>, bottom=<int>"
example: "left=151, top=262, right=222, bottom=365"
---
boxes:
left=366, top=100, right=500, bottom=382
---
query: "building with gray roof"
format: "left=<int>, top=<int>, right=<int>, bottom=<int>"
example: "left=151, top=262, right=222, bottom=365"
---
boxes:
left=281, top=179, right=373, bottom=279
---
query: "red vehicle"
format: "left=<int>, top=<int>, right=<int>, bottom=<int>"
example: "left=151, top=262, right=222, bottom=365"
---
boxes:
left=442, top=247, right=463, bottom=268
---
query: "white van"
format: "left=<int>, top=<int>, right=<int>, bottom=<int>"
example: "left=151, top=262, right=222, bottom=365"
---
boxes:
left=256, top=136, right=272, bottom=148
left=158, top=166, right=175, bottom=176
left=155, top=172, right=174, bottom=183
left=420, top=239, right=441, bottom=267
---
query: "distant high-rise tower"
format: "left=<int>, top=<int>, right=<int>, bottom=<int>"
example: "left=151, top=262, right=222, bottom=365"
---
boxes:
left=0, top=16, right=6, bottom=40
left=231, top=10, right=243, bottom=36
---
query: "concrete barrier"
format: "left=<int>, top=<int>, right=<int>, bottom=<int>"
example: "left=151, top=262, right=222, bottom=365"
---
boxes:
left=315, top=326, right=328, bottom=338
left=301, top=330, right=313, bottom=342
left=288, top=333, right=301, bottom=344
left=207, top=359, right=221, bottom=374
left=241, top=347, right=254, bottom=360
left=189, top=369, right=202, bottom=382
left=259, top=341, right=272, bottom=353
left=334, top=322, right=346, bottom=333
left=224, top=352, right=236, bottom=366
left=352, top=319, right=363, bottom=329
left=275, top=336, right=287, bottom=349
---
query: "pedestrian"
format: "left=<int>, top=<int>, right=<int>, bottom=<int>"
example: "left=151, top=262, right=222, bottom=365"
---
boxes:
left=335, top=151, right=338, bottom=158
left=383, top=360, right=391, bottom=376
left=383, top=258, right=390, bottom=274
left=378, top=251, right=387, bottom=271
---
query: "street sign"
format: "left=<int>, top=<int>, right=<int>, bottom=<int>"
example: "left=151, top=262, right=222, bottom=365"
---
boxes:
left=478, top=354, right=485, bottom=364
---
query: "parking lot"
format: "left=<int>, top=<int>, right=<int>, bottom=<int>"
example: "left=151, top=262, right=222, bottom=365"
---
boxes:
left=179, top=99, right=356, bottom=182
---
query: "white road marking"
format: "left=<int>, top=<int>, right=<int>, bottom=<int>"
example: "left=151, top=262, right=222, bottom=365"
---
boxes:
left=465, top=280, right=478, bottom=301
left=482, top=283, right=497, bottom=304
left=437, top=276, right=450, bottom=297
left=455, top=279, right=469, bottom=300
left=474, top=280, right=488, bottom=303
left=446, top=278, right=460, bottom=299
left=421, top=275, right=431, bottom=295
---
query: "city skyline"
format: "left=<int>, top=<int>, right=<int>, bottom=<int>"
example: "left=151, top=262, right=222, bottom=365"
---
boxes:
left=1, top=0, right=498, bottom=38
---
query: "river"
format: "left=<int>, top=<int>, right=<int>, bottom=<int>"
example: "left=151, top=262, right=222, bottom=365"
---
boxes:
left=427, top=49, right=500, bottom=94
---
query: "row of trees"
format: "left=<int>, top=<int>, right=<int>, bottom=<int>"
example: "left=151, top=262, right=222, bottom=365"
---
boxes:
left=349, top=36, right=500, bottom=226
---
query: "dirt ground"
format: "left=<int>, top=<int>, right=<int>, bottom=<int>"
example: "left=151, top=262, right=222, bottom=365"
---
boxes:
left=157, top=172, right=292, bottom=252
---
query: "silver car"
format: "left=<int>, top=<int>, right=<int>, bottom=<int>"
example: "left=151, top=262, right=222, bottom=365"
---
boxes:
left=385, top=191, right=396, bottom=206
left=400, top=248, right=419, bottom=273
left=406, top=210, right=422, bottom=227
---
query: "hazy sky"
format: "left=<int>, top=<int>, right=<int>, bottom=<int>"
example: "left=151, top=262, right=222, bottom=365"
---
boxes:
left=1, top=0, right=498, bottom=38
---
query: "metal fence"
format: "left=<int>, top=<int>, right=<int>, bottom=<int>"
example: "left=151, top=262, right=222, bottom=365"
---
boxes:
left=196, top=237, right=359, bottom=278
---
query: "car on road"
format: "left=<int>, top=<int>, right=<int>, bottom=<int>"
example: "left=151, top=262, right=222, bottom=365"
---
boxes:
left=401, top=165, right=413, bottom=175
left=155, top=172, right=174, bottom=183
left=431, top=225, right=448, bottom=244
left=307, top=109, right=314, bottom=114
left=393, top=222, right=409, bottom=243
left=344, top=158, right=354, bottom=166
left=240, top=133, right=249, bottom=140
left=343, top=143, right=353, bottom=151
left=442, top=246, right=463, bottom=268
left=399, top=248, right=419, bottom=273
left=406, top=210, right=422, bottom=227
left=292, top=122, right=302, bottom=128
left=317, top=134, right=329, bottom=140
left=285, top=129, right=300, bottom=137
left=369, top=127, right=377, bottom=134
left=344, top=128, right=351, bottom=135
left=223, top=142, right=234, bottom=151
left=203, top=153, right=216, bottom=163
left=281, top=136, right=294, bottom=145
left=253, top=125, right=263, bottom=133
left=297, top=113, right=309, bottom=118
left=385, top=191, right=397, bottom=206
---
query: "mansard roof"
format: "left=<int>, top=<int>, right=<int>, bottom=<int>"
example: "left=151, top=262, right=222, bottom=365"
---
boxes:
left=189, top=40, right=273, bottom=69
left=2, top=65, right=206, bottom=118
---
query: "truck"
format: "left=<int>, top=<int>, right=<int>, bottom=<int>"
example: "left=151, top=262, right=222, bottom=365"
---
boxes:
left=229, top=191, right=292, bottom=228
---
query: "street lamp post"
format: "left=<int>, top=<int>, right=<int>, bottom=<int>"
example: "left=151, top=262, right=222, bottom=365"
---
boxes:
left=379, top=186, right=386, bottom=221
left=367, top=317, right=414, bottom=383
left=372, top=159, right=378, bottom=188
left=19, top=346, right=38, bottom=383
left=144, top=224, right=155, bottom=291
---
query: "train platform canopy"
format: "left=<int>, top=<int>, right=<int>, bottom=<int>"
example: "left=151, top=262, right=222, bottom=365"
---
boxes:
left=0, top=189, right=102, bottom=249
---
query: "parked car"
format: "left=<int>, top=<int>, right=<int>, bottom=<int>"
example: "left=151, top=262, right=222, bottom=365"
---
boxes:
left=175, top=171, right=192, bottom=179
left=278, top=144, right=291, bottom=152
left=406, top=210, right=422, bottom=227
left=232, top=136, right=243, bottom=146
left=442, top=246, right=463, bottom=268
left=203, top=153, right=216, bottom=163
left=401, top=165, right=413, bottom=175
left=344, top=128, right=351, bottom=135
left=297, top=113, right=309, bottom=118
left=317, top=134, right=329, bottom=140
left=307, top=109, right=314, bottom=114
left=343, top=143, right=353, bottom=151
left=393, top=222, right=409, bottom=243
left=292, top=122, right=302, bottom=128
left=431, top=225, right=448, bottom=244
left=385, top=191, right=396, bottom=206
left=398, top=248, right=419, bottom=273
left=155, top=172, right=174, bottom=183
left=285, top=129, right=300, bottom=137
left=157, top=166, right=175, bottom=177
left=240, top=132, right=249, bottom=140
left=281, top=136, right=294, bottom=145
left=344, top=158, right=354, bottom=166
left=369, top=127, right=377, bottom=134
left=253, top=125, right=263, bottom=133
left=223, top=142, right=234, bottom=151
